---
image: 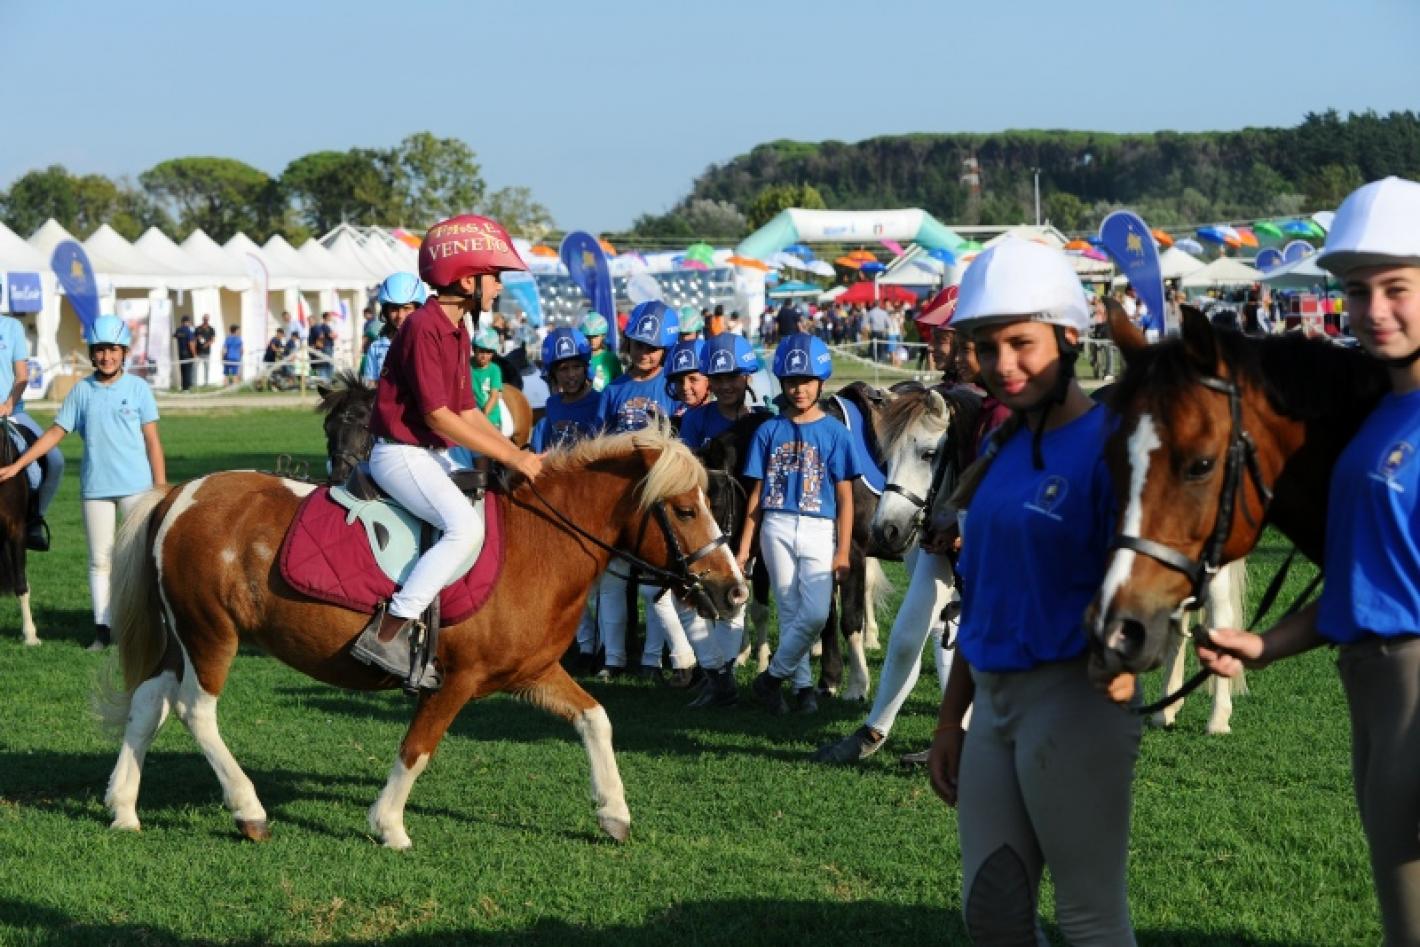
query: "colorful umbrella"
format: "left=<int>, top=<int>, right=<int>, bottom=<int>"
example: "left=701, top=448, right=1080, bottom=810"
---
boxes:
left=859, top=261, right=886, bottom=274
left=391, top=228, right=422, bottom=249
left=1281, top=220, right=1319, bottom=239
left=1175, top=237, right=1205, bottom=255
left=1196, top=226, right=1229, bottom=245
left=726, top=255, right=769, bottom=270
left=685, top=242, right=715, bottom=263
left=679, top=259, right=709, bottom=270
left=833, top=256, right=861, bottom=269
left=847, top=250, right=877, bottom=262
left=783, top=243, right=814, bottom=259
left=598, top=238, right=617, bottom=255
left=1150, top=228, right=1174, bottom=248
left=1253, top=220, right=1284, bottom=241
left=1064, top=239, right=1092, bottom=251
left=1082, top=248, right=1109, bottom=262
left=529, top=244, right=558, bottom=257
left=927, top=247, right=956, bottom=265
left=1235, top=227, right=1259, bottom=248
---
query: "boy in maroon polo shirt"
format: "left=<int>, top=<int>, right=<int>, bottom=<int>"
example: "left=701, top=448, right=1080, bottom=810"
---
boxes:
left=351, top=215, right=543, bottom=689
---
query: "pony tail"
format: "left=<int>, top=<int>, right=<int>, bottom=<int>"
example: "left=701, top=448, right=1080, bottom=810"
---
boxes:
left=946, top=413, right=1025, bottom=512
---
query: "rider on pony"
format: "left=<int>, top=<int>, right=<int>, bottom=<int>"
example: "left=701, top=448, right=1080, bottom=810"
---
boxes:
left=0, top=309, right=63, bottom=550
left=351, top=215, right=543, bottom=688
left=360, top=272, right=427, bottom=385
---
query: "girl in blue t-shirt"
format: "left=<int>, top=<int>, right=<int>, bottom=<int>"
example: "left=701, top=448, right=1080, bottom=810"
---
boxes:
left=0, top=316, right=166, bottom=651
left=738, top=333, right=859, bottom=715
left=923, top=241, right=1139, bottom=945
left=1199, top=178, right=1420, bottom=943
left=664, top=338, right=709, bottom=422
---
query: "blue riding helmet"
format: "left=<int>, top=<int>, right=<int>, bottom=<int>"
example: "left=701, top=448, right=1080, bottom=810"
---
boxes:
left=625, top=301, right=680, bottom=349
left=666, top=338, right=706, bottom=378
left=377, top=272, right=428, bottom=308
left=700, top=333, right=759, bottom=376
left=86, top=314, right=132, bottom=348
left=772, top=333, right=832, bottom=381
left=678, top=305, right=704, bottom=334
left=473, top=327, right=501, bottom=352
left=580, top=311, right=609, bottom=338
left=541, top=327, right=592, bottom=379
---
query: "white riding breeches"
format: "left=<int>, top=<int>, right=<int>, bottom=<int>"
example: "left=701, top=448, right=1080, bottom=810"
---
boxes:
left=369, top=441, right=484, bottom=621
left=595, top=569, right=694, bottom=670
left=760, top=511, right=836, bottom=690
left=82, top=494, right=143, bottom=625
left=866, top=549, right=957, bottom=735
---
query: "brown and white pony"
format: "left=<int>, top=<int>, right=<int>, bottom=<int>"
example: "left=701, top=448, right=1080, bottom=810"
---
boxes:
left=98, top=425, right=747, bottom=848
left=0, top=422, right=37, bottom=644
left=1086, top=304, right=1388, bottom=689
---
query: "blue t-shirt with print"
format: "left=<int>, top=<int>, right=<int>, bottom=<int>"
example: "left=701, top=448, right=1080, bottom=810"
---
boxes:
left=956, top=405, right=1114, bottom=673
left=743, top=415, right=860, bottom=520
left=0, top=317, right=32, bottom=410
left=532, top=389, right=605, bottom=451
left=598, top=372, right=677, bottom=434
left=1318, top=388, right=1420, bottom=643
left=54, top=373, right=159, bottom=500
left=679, top=403, right=764, bottom=451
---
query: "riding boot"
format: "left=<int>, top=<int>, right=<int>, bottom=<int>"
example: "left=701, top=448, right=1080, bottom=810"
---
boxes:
left=25, top=516, right=49, bottom=552
left=688, top=667, right=738, bottom=709
left=751, top=670, right=789, bottom=715
left=87, top=623, right=112, bottom=653
left=812, top=724, right=886, bottom=764
left=350, top=604, right=441, bottom=691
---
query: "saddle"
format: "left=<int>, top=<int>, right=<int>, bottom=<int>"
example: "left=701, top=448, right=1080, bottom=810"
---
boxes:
left=829, top=386, right=887, bottom=495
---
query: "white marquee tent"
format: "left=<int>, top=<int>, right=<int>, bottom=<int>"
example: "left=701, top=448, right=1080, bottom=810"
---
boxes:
left=1180, top=256, right=1262, bottom=289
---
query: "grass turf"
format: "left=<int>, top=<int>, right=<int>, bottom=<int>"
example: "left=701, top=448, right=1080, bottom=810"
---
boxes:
left=0, top=408, right=1376, bottom=945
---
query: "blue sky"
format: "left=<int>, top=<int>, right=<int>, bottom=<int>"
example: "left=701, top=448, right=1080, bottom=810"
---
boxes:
left=2, top=0, right=1415, bottom=232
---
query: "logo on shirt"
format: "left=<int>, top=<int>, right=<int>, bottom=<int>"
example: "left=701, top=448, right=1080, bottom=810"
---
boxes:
left=1370, top=441, right=1414, bottom=493
left=614, top=396, right=663, bottom=433
left=764, top=440, right=825, bottom=514
left=710, top=350, right=733, bottom=374
left=1025, top=475, right=1069, bottom=521
left=672, top=348, right=696, bottom=373
left=786, top=348, right=808, bottom=374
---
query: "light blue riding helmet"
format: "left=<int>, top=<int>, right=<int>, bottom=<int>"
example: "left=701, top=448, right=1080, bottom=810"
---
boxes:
left=625, top=301, right=680, bottom=349
left=377, top=272, right=428, bottom=308
left=700, top=333, right=760, bottom=376
left=541, top=327, right=592, bottom=379
left=666, top=338, right=706, bottom=378
left=772, top=333, right=833, bottom=381
left=86, top=314, right=132, bottom=348
left=678, top=305, right=704, bottom=334
left=473, top=327, right=502, bottom=352
left=580, top=311, right=609, bottom=338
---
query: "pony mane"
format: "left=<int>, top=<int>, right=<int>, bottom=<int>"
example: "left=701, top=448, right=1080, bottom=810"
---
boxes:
left=1114, top=330, right=1388, bottom=425
left=315, top=369, right=371, bottom=416
left=543, top=417, right=706, bottom=510
left=879, top=387, right=949, bottom=451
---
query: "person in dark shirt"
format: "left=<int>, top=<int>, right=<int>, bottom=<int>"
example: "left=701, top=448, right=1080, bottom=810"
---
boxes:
left=194, top=315, right=217, bottom=386
left=173, top=316, right=195, bottom=391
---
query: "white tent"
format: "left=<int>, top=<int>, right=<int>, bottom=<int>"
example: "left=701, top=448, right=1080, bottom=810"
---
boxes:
left=1159, top=246, right=1205, bottom=280
left=1180, top=257, right=1261, bottom=288
left=1259, top=254, right=1329, bottom=287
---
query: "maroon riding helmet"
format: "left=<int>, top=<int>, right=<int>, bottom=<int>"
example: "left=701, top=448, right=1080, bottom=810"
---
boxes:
left=419, top=215, right=528, bottom=289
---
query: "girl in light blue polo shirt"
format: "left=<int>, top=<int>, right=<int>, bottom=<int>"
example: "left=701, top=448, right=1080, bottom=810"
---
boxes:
left=0, top=316, right=166, bottom=651
left=0, top=311, right=64, bottom=549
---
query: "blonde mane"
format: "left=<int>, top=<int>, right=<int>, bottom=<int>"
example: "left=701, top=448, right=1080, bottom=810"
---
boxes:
left=542, top=417, right=706, bottom=510
left=880, top=387, right=949, bottom=452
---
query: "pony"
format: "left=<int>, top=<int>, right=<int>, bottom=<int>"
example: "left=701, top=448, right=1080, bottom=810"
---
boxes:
left=1086, top=303, right=1388, bottom=690
left=0, top=421, right=36, bottom=645
left=98, top=424, right=748, bottom=849
left=317, top=369, right=533, bottom=484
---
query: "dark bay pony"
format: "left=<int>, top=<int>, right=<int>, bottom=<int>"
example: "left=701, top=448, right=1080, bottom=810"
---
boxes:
left=99, top=425, right=747, bottom=848
left=318, top=369, right=533, bottom=483
left=0, top=421, right=35, bottom=644
left=1086, top=304, right=1388, bottom=687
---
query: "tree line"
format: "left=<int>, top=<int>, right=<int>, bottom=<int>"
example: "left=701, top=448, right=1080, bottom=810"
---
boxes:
left=628, top=110, right=1420, bottom=239
left=0, top=132, right=555, bottom=245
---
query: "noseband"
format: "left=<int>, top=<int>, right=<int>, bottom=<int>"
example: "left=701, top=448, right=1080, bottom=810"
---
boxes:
left=883, top=433, right=955, bottom=539
left=1111, top=370, right=1274, bottom=611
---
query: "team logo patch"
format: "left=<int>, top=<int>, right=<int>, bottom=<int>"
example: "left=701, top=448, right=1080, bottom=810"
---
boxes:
left=1025, top=475, right=1069, bottom=520
left=711, top=350, right=733, bottom=373
left=637, top=316, right=659, bottom=338
left=1370, top=440, right=1414, bottom=492
left=673, top=349, right=695, bottom=373
left=786, top=349, right=808, bottom=374
left=555, top=336, right=576, bottom=359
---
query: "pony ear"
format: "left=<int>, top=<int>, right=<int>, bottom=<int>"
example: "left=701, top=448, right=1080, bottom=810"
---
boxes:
left=1104, top=298, right=1146, bottom=360
left=1180, top=305, right=1218, bottom=371
left=926, top=388, right=948, bottom=418
left=316, top=382, right=332, bottom=400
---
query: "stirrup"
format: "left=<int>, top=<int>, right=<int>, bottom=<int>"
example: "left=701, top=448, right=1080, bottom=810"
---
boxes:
left=350, top=605, right=441, bottom=692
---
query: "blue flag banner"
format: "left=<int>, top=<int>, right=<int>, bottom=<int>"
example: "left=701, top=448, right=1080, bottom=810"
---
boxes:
left=51, top=240, right=99, bottom=333
left=1099, top=210, right=1165, bottom=335
left=501, top=270, right=543, bottom=327
left=1254, top=248, right=1284, bottom=272
left=559, top=231, right=616, bottom=347
left=1282, top=240, right=1315, bottom=264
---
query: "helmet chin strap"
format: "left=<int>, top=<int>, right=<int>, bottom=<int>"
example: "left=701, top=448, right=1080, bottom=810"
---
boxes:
left=1019, top=325, right=1080, bottom=470
left=1386, top=346, right=1420, bottom=369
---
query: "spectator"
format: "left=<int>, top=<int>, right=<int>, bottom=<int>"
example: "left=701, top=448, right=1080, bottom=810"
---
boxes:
left=866, top=303, right=891, bottom=360
left=194, top=315, right=217, bottom=386
left=774, top=300, right=803, bottom=342
left=307, top=313, right=334, bottom=379
left=222, top=325, right=242, bottom=385
left=173, top=315, right=195, bottom=391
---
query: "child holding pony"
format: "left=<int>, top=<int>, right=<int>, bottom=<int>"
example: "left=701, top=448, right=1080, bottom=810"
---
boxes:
left=0, top=316, right=165, bottom=651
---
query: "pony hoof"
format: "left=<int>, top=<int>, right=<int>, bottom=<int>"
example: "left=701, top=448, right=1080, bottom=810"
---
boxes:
left=109, top=816, right=140, bottom=832
left=235, top=818, right=271, bottom=842
left=1206, top=724, right=1232, bottom=736
left=1149, top=713, right=1176, bottom=730
left=22, top=637, right=40, bottom=647
left=598, top=815, right=630, bottom=843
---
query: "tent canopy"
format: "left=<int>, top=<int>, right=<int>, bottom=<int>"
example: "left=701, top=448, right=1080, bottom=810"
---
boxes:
left=1180, top=256, right=1261, bottom=288
left=835, top=282, right=916, bottom=305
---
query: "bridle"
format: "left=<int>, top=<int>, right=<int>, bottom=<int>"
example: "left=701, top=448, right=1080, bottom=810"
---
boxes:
left=324, top=400, right=373, bottom=482
left=1110, top=370, right=1273, bottom=611
left=883, top=424, right=956, bottom=541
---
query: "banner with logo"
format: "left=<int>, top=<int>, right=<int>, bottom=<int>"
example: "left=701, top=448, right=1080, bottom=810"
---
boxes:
left=6, top=272, right=42, bottom=313
left=559, top=231, right=616, bottom=348
left=50, top=240, right=99, bottom=333
left=500, top=270, right=543, bottom=327
left=1099, top=210, right=1165, bottom=335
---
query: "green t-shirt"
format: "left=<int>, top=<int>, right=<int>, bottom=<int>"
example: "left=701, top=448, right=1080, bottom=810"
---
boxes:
left=589, top=348, right=622, bottom=392
left=470, top=361, right=503, bottom=425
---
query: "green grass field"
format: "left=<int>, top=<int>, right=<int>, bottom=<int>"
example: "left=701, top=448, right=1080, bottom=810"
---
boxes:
left=0, top=409, right=1377, bottom=945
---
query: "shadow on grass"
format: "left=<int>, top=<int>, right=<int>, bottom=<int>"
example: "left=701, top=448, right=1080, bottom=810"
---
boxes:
left=0, top=893, right=1320, bottom=946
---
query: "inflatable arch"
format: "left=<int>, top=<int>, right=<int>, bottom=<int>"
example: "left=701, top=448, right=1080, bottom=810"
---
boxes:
left=736, top=208, right=966, bottom=261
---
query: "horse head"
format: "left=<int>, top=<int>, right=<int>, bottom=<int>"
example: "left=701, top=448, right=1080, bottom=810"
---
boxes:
left=871, top=387, right=955, bottom=557
left=316, top=370, right=375, bottom=484
left=1084, top=300, right=1371, bottom=688
left=697, top=413, right=772, bottom=544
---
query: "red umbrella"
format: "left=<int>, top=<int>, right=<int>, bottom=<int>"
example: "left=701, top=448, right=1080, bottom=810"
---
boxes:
left=836, top=282, right=916, bottom=306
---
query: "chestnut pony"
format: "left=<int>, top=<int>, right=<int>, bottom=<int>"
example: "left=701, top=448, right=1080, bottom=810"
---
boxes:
left=98, top=424, right=747, bottom=848
left=1086, top=303, right=1388, bottom=687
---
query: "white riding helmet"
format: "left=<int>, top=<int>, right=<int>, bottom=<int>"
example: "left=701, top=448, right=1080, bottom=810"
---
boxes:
left=950, top=238, right=1091, bottom=335
left=1316, top=176, right=1420, bottom=277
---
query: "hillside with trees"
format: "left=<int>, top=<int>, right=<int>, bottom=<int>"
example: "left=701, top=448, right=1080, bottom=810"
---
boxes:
left=629, top=110, right=1420, bottom=238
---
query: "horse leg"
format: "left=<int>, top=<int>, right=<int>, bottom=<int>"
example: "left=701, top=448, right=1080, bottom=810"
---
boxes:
left=739, top=561, right=771, bottom=671
left=1152, top=623, right=1188, bottom=730
left=522, top=664, right=630, bottom=842
left=1203, top=560, right=1246, bottom=736
left=862, top=558, right=881, bottom=652
left=816, top=595, right=843, bottom=696
left=105, top=667, right=179, bottom=830
left=836, top=558, right=871, bottom=702
left=368, top=676, right=477, bottom=850
left=17, top=590, right=37, bottom=645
